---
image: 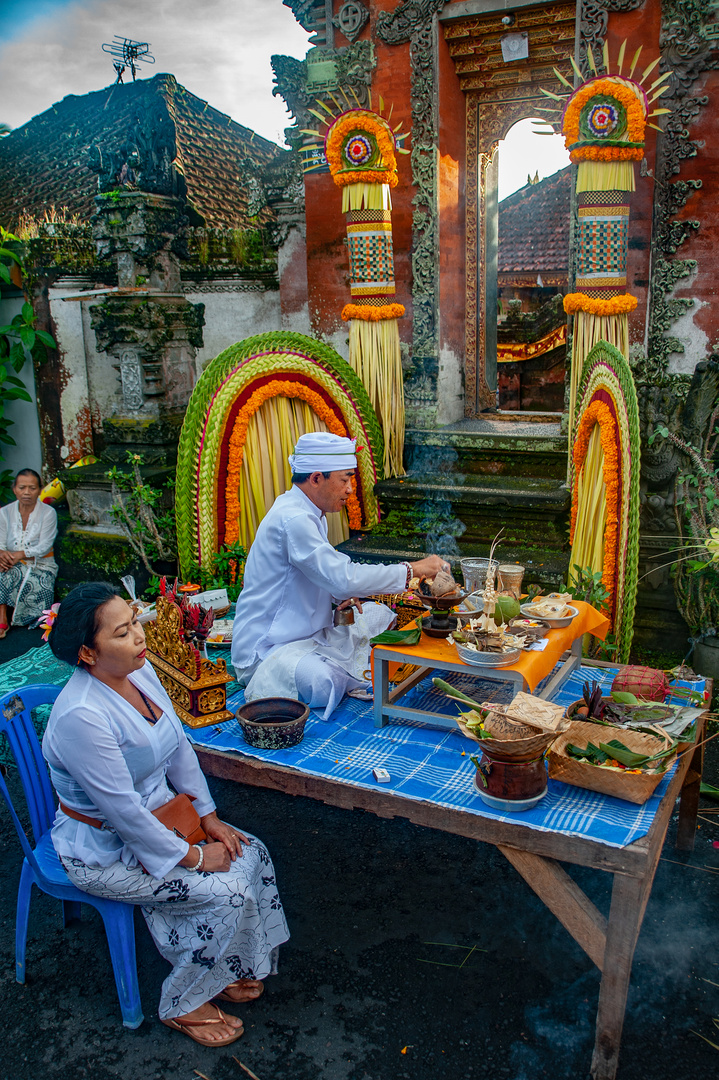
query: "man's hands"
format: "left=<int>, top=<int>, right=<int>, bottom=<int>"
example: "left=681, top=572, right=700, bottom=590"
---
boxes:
left=410, top=555, right=450, bottom=581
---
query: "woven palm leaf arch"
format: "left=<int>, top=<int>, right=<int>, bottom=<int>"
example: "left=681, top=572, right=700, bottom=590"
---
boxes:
left=176, top=332, right=384, bottom=576
left=568, top=340, right=641, bottom=662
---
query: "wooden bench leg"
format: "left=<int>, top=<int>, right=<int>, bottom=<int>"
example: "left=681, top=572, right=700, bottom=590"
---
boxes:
left=676, top=738, right=705, bottom=852
left=590, top=873, right=644, bottom=1080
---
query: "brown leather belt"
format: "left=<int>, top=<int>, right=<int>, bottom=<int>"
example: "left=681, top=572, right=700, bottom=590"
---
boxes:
left=59, top=802, right=110, bottom=830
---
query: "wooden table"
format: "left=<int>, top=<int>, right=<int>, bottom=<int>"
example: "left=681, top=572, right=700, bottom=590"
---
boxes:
left=196, top=699, right=707, bottom=1080
left=373, top=599, right=610, bottom=731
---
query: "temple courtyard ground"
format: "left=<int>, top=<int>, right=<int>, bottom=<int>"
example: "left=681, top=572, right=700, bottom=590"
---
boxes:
left=1, top=630, right=718, bottom=1080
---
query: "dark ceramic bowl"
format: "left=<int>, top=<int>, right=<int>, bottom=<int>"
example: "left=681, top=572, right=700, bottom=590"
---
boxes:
left=236, top=697, right=310, bottom=750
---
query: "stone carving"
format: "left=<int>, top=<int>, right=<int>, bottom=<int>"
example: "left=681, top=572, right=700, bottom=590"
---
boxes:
left=120, top=348, right=144, bottom=411
left=641, top=1, right=719, bottom=384
left=376, top=0, right=447, bottom=46
left=271, top=41, right=374, bottom=141
left=88, top=93, right=183, bottom=197
left=334, top=2, right=369, bottom=43
left=282, top=0, right=322, bottom=32
left=579, top=1, right=644, bottom=75
left=376, top=1, right=447, bottom=425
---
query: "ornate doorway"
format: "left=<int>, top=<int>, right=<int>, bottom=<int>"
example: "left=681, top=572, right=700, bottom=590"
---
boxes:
left=440, top=1, right=576, bottom=415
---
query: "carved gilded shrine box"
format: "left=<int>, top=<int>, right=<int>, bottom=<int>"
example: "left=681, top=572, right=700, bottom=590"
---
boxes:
left=144, top=597, right=234, bottom=728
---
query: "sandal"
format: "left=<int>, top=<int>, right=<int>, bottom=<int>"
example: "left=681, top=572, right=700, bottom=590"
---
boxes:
left=162, top=1003, right=244, bottom=1047
left=215, top=978, right=265, bottom=1004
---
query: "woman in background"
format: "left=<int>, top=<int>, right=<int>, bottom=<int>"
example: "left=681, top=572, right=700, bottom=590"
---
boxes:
left=0, top=468, right=57, bottom=638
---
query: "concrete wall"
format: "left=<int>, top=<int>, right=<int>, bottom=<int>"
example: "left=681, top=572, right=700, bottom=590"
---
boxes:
left=47, top=286, right=99, bottom=463
left=185, top=286, right=282, bottom=372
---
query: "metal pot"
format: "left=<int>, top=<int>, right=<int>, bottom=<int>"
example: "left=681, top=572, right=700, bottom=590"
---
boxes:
left=333, top=605, right=355, bottom=626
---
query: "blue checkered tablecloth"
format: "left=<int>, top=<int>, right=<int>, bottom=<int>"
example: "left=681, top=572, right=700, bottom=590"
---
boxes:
left=188, top=662, right=706, bottom=850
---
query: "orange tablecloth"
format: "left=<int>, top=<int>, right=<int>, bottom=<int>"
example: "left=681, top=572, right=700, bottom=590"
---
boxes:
left=372, top=600, right=610, bottom=693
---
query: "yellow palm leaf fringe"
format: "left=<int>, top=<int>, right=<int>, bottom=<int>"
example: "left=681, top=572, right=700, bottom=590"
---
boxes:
left=237, top=395, right=350, bottom=551
left=348, top=318, right=405, bottom=479
left=568, top=424, right=607, bottom=583
left=568, top=312, right=628, bottom=483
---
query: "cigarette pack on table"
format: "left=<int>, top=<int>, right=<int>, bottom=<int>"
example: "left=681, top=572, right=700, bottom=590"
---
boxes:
left=372, top=767, right=391, bottom=783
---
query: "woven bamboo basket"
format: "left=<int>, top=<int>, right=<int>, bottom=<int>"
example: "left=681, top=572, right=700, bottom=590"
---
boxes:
left=547, top=720, right=676, bottom=804
left=455, top=711, right=567, bottom=762
left=369, top=593, right=425, bottom=629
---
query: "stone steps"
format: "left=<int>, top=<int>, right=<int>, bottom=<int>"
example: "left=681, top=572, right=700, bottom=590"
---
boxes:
left=403, top=421, right=568, bottom=480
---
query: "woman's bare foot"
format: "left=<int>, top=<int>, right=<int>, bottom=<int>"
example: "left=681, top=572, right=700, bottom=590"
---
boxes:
left=215, top=978, right=264, bottom=1004
left=162, top=1002, right=243, bottom=1046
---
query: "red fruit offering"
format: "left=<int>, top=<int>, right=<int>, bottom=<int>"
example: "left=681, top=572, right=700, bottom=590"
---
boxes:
left=611, top=666, right=669, bottom=702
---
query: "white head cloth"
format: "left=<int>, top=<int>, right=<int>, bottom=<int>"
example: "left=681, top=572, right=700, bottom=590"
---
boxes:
left=288, top=431, right=358, bottom=474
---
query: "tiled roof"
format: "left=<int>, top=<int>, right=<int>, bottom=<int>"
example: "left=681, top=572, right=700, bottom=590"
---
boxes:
left=498, top=167, right=571, bottom=273
left=0, top=74, right=287, bottom=230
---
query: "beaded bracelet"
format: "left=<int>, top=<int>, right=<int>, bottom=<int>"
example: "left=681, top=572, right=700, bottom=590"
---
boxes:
left=188, top=844, right=204, bottom=872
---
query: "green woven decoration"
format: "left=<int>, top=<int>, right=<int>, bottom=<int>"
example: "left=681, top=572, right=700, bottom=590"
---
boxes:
left=572, top=339, right=641, bottom=662
left=176, top=332, right=385, bottom=576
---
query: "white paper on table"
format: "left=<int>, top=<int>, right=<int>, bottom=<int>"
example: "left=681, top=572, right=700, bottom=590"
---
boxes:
left=524, top=638, right=549, bottom=652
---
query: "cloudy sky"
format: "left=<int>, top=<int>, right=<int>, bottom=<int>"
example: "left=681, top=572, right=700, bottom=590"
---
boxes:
left=0, top=0, right=569, bottom=192
left=0, top=0, right=312, bottom=146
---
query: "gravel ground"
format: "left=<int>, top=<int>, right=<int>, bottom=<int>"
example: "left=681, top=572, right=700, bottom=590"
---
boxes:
left=1, top=633, right=718, bottom=1080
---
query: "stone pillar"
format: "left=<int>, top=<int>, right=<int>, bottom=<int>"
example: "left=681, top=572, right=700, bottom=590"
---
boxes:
left=89, top=191, right=205, bottom=460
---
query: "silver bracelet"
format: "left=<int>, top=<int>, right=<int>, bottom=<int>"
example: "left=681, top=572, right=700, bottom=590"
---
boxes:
left=188, top=843, right=204, bottom=872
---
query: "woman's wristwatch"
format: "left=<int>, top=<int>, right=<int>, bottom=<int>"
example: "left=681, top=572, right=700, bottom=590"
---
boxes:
left=187, top=843, right=204, bottom=872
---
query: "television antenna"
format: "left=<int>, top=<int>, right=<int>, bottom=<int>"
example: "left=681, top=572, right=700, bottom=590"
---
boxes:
left=102, top=37, right=155, bottom=83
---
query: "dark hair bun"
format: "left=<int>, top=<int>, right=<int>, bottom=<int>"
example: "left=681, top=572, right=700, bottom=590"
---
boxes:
left=50, top=582, right=120, bottom=666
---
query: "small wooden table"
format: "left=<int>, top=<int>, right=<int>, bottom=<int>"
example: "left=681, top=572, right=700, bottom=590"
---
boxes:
left=196, top=691, right=707, bottom=1080
left=373, top=600, right=610, bottom=731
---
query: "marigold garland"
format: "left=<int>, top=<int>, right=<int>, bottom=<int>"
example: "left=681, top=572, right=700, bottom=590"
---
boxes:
left=570, top=400, right=621, bottom=598
left=224, top=379, right=363, bottom=545
left=325, top=112, right=398, bottom=189
left=563, top=77, right=646, bottom=149
left=341, top=303, right=405, bottom=322
left=569, top=145, right=645, bottom=163
left=563, top=293, right=638, bottom=316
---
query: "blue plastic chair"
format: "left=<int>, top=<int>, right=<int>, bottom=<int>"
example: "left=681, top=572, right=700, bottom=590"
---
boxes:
left=0, top=684, right=144, bottom=1028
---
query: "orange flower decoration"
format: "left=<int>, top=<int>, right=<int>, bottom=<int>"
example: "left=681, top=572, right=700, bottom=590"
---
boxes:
left=341, top=303, right=405, bottom=322
left=224, top=381, right=363, bottom=546
left=324, top=112, right=398, bottom=189
left=570, top=400, right=620, bottom=597
left=563, top=76, right=646, bottom=151
left=563, top=293, right=638, bottom=316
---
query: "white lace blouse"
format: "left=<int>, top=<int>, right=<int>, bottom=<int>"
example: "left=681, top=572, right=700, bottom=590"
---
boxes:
left=0, top=500, right=58, bottom=567
left=42, top=662, right=216, bottom=879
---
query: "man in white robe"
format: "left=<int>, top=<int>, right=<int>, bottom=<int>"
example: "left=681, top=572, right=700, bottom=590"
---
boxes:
left=231, top=432, right=447, bottom=719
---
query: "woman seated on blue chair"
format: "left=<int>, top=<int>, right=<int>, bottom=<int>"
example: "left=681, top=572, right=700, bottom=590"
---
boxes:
left=41, top=582, right=289, bottom=1047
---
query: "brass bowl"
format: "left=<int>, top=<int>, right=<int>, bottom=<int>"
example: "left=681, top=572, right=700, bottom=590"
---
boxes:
left=413, top=586, right=469, bottom=612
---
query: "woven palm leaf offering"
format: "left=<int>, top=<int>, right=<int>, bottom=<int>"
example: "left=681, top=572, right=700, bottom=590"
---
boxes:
left=567, top=679, right=702, bottom=744
left=548, top=721, right=677, bottom=804
left=432, top=680, right=568, bottom=761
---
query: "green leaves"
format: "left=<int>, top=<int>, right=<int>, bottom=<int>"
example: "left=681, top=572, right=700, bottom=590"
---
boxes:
left=370, top=626, right=422, bottom=646
left=611, top=690, right=639, bottom=704
left=566, top=735, right=676, bottom=771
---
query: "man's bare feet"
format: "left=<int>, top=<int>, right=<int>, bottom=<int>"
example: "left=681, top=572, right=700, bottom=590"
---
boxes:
left=162, top=1002, right=243, bottom=1046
